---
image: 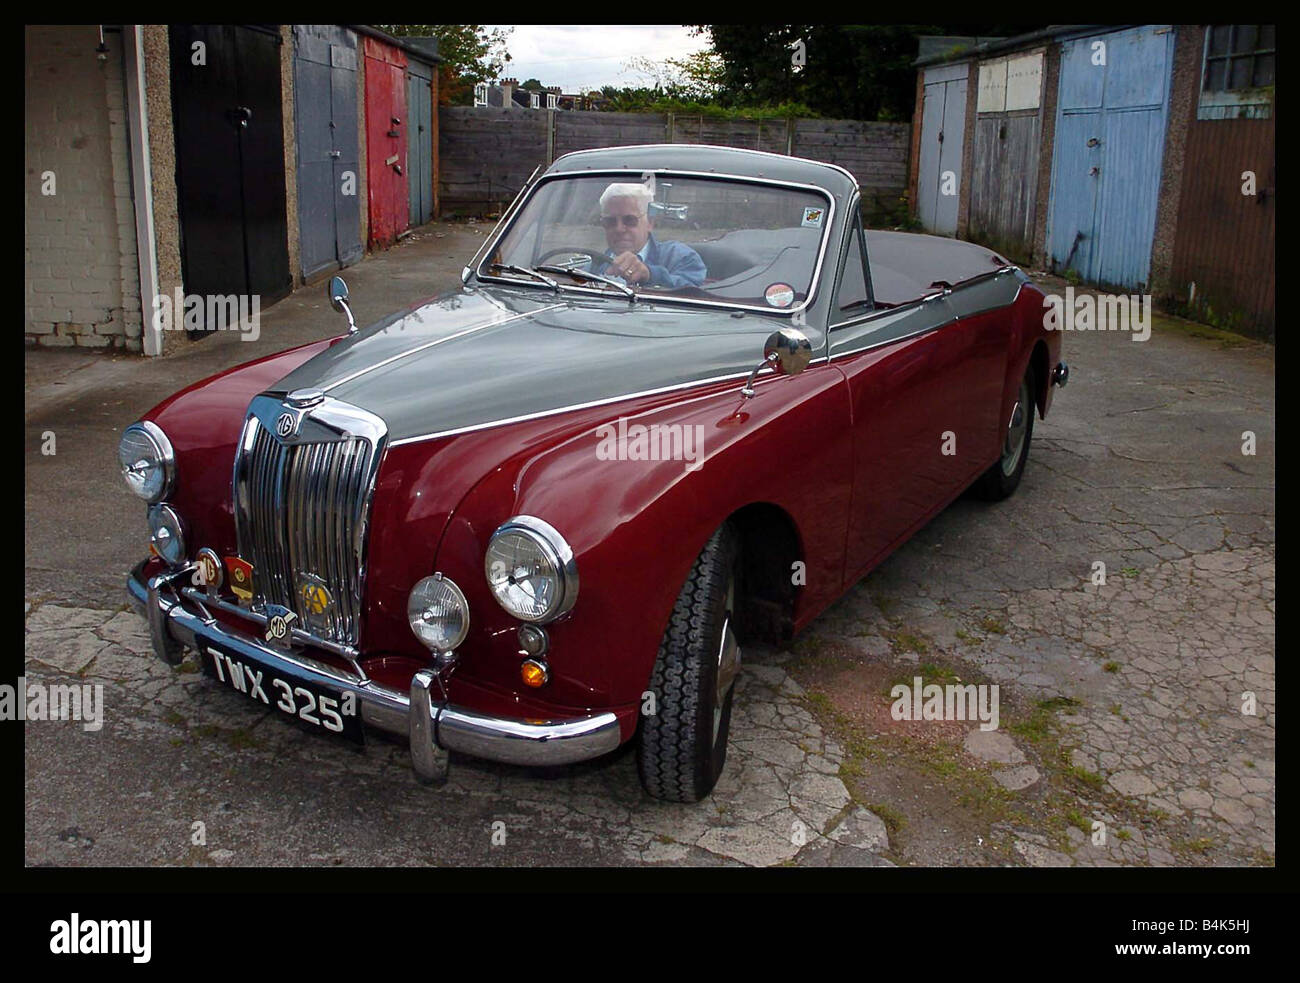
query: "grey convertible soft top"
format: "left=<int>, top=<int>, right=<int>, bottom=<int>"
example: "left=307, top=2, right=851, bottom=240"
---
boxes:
left=867, top=230, right=1012, bottom=306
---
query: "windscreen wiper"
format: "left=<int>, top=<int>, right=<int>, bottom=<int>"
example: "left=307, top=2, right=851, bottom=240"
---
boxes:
left=537, top=265, right=636, bottom=300
left=489, top=263, right=558, bottom=290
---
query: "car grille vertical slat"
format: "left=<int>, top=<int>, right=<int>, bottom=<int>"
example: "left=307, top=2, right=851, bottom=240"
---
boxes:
left=234, top=406, right=381, bottom=651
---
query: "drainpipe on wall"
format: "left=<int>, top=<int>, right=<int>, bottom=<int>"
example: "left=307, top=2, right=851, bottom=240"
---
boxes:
left=123, top=25, right=161, bottom=356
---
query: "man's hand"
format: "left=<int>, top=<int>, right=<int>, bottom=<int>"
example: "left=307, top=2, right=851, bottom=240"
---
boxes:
left=608, top=251, right=649, bottom=285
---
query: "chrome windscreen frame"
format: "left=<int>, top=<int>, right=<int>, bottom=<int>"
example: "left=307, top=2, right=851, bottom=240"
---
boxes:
left=469, top=168, right=838, bottom=318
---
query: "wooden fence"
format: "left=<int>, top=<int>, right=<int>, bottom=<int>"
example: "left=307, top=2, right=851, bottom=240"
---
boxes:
left=439, top=107, right=911, bottom=217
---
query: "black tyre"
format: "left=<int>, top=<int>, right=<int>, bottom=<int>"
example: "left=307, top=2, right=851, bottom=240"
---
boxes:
left=973, top=363, right=1036, bottom=501
left=637, top=522, right=741, bottom=802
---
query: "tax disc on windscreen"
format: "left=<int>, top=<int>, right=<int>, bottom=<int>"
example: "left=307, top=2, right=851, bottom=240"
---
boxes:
left=765, top=283, right=795, bottom=308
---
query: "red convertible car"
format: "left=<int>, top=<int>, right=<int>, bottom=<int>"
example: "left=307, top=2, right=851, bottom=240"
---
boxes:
left=123, top=145, right=1066, bottom=801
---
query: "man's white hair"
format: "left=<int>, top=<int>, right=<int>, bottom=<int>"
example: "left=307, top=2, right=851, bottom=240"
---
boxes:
left=599, top=182, right=654, bottom=216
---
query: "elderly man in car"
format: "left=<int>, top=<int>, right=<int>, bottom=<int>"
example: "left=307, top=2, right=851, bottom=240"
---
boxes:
left=596, top=182, right=707, bottom=289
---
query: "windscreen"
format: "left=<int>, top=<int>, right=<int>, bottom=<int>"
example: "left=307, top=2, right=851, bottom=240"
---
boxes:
left=483, top=174, right=833, bottom=310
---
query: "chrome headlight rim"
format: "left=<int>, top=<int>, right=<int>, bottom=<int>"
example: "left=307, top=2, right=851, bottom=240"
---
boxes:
left=119, top=421, right=176, bottom=503
left=485, top=515, right=579, bottom=624
left=407, top=572, right=471, bottom=653
left=147, top=503, right=186, bottom=568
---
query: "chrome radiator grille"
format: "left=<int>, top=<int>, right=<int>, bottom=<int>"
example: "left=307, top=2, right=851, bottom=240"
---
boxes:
left=233, top=394, right=388, bottom=651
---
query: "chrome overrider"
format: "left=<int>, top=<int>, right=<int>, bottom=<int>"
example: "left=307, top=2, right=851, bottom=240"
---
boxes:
left=126, top=561, right=622, bottom=783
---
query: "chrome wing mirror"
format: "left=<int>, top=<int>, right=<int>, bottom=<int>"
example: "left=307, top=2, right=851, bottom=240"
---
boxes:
left=328, top=275, right=357, bottom=334
left=741, top=328, right=812, bottom=397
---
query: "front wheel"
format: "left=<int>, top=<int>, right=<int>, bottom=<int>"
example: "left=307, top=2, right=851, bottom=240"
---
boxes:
left=973, top=363, right=1036, bottom=501
left=637, top=523, right=741, bottom=802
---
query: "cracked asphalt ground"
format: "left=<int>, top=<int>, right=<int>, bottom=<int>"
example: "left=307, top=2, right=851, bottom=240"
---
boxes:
left=24, top=230, right=1273, bottom=865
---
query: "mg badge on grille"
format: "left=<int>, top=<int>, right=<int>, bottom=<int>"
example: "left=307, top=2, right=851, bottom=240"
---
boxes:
left=275, top=412, right=297, bottom=438
left=265, top=605, right=298, bottom=648
left=297, top=575, right=334, bottom=633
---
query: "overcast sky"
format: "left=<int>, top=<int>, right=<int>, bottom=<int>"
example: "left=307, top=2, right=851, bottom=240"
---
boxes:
left=484, top=24, right=710, bottom=93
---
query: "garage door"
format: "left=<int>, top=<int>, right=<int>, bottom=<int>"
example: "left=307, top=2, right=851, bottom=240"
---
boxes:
left=1047, top=26, right=1174, bottom=288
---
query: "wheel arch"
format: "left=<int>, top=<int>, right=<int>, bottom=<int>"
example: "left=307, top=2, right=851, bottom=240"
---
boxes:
left=727, top=501, right=803, bottom=647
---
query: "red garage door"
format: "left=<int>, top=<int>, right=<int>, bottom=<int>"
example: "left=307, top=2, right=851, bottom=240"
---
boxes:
left=363, top=36, right=407, bottom=249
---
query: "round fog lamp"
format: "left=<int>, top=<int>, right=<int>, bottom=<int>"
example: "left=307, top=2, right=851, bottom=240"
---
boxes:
left=518, top=624, right=548, bottom=657
left=148, top=504, right=186, bottom=567
left=408, top=573, right=470, bottom=652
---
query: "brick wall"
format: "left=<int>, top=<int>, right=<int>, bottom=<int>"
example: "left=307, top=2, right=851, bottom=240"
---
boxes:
left=25, top=25, right=143, bottom=351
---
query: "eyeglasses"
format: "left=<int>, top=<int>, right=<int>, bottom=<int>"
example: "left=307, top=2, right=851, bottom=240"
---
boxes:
left=600, top=215, right=643, bottom=229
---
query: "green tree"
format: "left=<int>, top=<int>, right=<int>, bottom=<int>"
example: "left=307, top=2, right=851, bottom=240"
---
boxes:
left=625, top=50, right=725, bottom=102
left=519, top=78, right=545, bottom=92
left=377, top=24, right=513, bottom=105
left=695, top=24, right=1045, bottom=120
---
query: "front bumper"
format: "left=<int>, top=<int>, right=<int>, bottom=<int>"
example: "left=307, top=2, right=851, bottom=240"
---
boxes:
left=126, top=561, right=621, bottom=781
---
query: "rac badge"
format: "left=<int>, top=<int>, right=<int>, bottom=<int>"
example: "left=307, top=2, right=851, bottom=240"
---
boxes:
left=264, top=605, right=298, bottom=648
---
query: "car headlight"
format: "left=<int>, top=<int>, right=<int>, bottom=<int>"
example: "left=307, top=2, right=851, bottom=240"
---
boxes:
left=408, top=574, right=470, bottom=652
left=119, top=421, right=175, bottom=502
left=148, top=504, right=186, bottom=567
left=484, top=516, right=578, bottom=624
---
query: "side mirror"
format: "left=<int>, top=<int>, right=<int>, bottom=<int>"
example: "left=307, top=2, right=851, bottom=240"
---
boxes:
left=328, top=275, right=349, bottom=312
left=741, top=328, right=812, bottom=397
left=328, top=276, right=357, bottom=334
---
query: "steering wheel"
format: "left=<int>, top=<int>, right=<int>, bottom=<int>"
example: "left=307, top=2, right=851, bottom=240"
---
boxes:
left=535, top=246, right=607, bottom=270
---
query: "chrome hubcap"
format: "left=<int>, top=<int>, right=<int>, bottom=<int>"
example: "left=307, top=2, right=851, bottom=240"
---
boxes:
left=713, top=575, right=740, bottom=746
left=1002, top=378, right=1030, bottom=477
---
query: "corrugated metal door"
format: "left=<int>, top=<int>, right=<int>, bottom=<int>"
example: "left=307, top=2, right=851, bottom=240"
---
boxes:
left=169, top=24, right=291, bottom=328
left=406, top=61, right=434, bottom=226
left=363, top=37, right=408, bottom=249
left=1048, top=26, right=1174, bottom=288
left=917, top=63, right=968, bottom=236
left=293, top=25, right=362, bottom=280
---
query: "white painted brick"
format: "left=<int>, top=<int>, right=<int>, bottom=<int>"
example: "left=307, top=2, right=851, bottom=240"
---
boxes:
left=75, top=333, right=113, bottom=347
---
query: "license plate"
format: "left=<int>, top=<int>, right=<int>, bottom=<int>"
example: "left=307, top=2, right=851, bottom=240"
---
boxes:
left=200, top=643, right=364, bottom=743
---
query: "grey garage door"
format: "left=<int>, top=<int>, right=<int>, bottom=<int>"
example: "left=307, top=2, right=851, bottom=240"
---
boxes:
left=293, top=25, right=363, bottom=280
left=406, top=59, right=434, bottom=227
left=917, top=62, right=968, bottom=236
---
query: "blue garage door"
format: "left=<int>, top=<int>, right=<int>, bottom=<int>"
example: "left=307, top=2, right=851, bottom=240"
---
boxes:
left=1048, top=26, right=1173, bottom=288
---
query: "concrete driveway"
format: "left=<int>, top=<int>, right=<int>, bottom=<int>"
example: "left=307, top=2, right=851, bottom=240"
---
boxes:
left=24, top=226, right=1274, bottom=866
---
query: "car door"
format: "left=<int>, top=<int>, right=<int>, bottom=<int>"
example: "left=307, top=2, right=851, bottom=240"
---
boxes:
left=929, top=276, right=1021, bottom=492
left=830, top=211, right=958, bottom=585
